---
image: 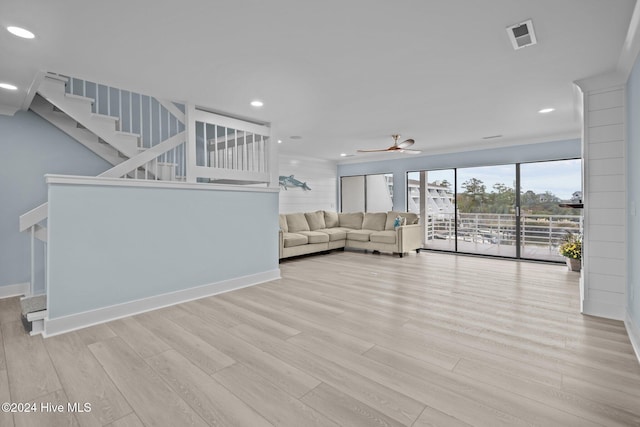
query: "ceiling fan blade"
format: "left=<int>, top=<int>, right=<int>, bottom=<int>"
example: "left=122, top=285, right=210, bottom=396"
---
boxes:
left=357, top=148, right=393, bottom=152
left=397, top=138, right=415, bottom=149
left=400, top=149, right=421, bottom=154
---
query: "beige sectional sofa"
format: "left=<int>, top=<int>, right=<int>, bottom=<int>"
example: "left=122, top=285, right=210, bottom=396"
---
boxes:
left=279, top=210, right=422, bottom=259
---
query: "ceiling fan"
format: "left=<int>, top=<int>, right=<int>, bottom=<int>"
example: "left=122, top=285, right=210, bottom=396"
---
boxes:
left=357, top=134, right=421, bottom=154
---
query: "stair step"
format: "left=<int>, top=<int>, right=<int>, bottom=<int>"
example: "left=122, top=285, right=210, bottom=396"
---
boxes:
left=20, top=294, right=46, bottom=316
left=91, top=112, right=119, bottom=124
left=116, top=130, right=141, bottom=140
left=37, top=81, right=140, bottom=157
left=44, top=73, right=69, bottom=83
left=30, top=95, right=123, bottom=166
left=64, top=93, right=94, bottom=104
left=22, top=309, right=47, bottom=336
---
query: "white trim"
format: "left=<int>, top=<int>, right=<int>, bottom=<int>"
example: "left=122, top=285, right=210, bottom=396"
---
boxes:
left=625, top=311, right=640, bottom=365
left=44, top=174, right=278, bottom=193
left=43, top=269, right=281, bottom=337
left=0, top=282, right=30, bottom=299
left=582, top=299, right=625, bottom=321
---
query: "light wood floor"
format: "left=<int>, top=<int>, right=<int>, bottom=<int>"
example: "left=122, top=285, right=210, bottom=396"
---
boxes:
left=1, top=251, right=640, bottom=426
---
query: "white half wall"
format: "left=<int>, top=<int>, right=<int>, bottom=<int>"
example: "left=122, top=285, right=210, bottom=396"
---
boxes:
left=279, top=154, right=337, bottom=213
left=45, top=176, right=280, bottom=329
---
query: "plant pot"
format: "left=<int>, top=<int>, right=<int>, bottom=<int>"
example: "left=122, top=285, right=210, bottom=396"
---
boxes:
left=565, top=257, right=581, bottom=272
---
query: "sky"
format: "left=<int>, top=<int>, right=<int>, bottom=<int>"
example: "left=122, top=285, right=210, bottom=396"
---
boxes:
left=414, top=159, right=582, bottom=200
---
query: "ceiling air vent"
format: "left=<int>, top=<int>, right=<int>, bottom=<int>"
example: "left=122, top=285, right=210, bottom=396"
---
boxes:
left=506, top=19, right=537, bottom=50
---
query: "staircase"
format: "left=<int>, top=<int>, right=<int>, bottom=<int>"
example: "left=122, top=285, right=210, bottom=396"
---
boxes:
left=19, top=73, right=187, bottom=334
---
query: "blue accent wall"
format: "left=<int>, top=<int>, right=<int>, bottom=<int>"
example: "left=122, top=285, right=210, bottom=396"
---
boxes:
left=627, top=54, right=640, bottom=330
left=338, top=138, right=581, bottom=211
left=0, top=111, right=111, bottom=292
left=47, top=183, right=279, bottom=318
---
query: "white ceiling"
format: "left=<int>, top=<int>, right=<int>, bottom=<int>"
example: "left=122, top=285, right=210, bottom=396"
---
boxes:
left=0, top=0, right=636, bottom=162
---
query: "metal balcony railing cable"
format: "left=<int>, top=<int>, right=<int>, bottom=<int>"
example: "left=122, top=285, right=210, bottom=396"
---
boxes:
left=425, top=212, right=582, bottom=261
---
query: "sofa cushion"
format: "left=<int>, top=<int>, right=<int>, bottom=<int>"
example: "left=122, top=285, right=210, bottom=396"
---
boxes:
left=339, top=212, right=364, bottom=229
left=324, top=210, right=339, bottom=228
left=299, top=231, right=330, bottom=244
left=347, top=229, right=374, bottom=242
left=385, top=211, right=419, bottom=230
left=305, top=211, right=326, bottom=231
left=279, top=214, right=288, bottom=232
left=286, top=213, right=310, bottom=233
left=283, top=233, right=308, bottom=248
left=317, top=228, right=348, bottom=241
left=370, top=230, right=397, bottom=244
left=362, top=212, right=387, bottom=231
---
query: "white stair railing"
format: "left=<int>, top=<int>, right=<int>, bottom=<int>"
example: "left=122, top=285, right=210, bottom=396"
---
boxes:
left=190, top=107, right=272, bottom=184
left=100, top=132, right=186, bottom=180
left=64, top=75, right=185, bottom=148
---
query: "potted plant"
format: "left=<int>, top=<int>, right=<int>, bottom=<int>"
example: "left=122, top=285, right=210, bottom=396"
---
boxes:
left=559, top=232, right=582, bottom=272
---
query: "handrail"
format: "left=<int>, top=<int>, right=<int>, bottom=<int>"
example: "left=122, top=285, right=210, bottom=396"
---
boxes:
left=99, top=132, right=186, bottom=179
left=19, top=203, right=48, bottom=232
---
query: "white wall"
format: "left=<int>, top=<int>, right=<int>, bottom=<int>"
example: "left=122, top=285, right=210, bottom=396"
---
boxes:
left=628, top=50, right=640, bottom=360
left=278, top=154, right=337, bottom=213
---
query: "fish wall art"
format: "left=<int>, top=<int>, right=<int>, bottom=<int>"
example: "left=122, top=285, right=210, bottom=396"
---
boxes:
left=279, top=175, right=311, bottom=191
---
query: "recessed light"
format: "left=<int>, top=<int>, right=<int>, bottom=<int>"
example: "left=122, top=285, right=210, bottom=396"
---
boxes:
left=7, top=26, right=35, bottom=39
left=538, top=108, right=555, bottom=114
left=250, top=100, right=264, bottom=107
left=277, top=140, right=282, bottom=144
left=0, top=83, right=18, bottom=91
left=340, top=153, right=347, bottom=157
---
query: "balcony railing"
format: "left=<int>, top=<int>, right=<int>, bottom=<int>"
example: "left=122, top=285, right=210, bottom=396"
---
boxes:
left=425, top=212, right=582, bottom=261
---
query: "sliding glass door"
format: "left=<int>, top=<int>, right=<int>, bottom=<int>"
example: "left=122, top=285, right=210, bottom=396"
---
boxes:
left=519, top=159, right=583, bottom=261
left=409, top=170, right=456, bottom=251
left=456, top=165, right=517, bottom=257
left=409, top=158, right=582, bottom=262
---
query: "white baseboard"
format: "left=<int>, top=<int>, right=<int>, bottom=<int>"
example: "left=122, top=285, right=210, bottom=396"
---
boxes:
left=0, top=282, right=29, bottom=299
left=625, top=311, right=640, bottom=366
left=582, top=299, right=625, bottom=320
left=43, top=269, right=281, bottom=338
